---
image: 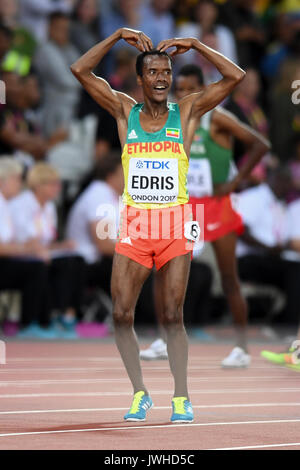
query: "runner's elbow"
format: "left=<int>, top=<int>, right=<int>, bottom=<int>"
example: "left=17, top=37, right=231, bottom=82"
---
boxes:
left=70, top=62, right=85, bottom=77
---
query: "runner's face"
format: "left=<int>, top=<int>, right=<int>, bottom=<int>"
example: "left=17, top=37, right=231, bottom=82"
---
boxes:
left=175, top=75, right=204, bottom=101
left=138, top=56, right=172, bottom=103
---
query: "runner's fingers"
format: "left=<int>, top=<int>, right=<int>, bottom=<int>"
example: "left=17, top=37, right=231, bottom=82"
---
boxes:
left=142, top=33, right=153, bottom=50
left=158, top=39, right=176, bottom=52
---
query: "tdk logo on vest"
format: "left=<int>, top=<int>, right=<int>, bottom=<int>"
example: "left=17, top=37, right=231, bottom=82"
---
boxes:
left=139, top=160, right=170, bottom=170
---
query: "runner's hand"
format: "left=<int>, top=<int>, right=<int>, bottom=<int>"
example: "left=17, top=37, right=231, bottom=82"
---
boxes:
left=157, top=38, right=195, bottom=57
left=119, top=28, right=153, bottom=52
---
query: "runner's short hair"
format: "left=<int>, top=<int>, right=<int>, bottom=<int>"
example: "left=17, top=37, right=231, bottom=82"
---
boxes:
left=136, top=50, right=172, bottom=77
left=177, top=64, right=204, bottom=86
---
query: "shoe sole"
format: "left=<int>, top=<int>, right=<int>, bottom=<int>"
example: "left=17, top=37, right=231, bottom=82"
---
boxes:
left=124, top=417, right=146, bottom=421
left=124, top=403, right=153, bottom=421
left=140, top=355, right=168, bottom=361
left=171, top=419, right=194, bottom=424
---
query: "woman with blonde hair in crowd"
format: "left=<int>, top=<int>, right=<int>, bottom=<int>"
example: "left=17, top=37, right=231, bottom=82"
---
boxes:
left=10, top=162, right=85, bottom=338
left=0, top=157, right=55, bottom=338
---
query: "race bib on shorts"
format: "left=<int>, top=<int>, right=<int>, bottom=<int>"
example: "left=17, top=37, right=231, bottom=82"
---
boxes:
left=184, top=220, right=201, bottom=242
left=128, top=157, right=179, bottom=204
left=187, top=159, right=213, bottom=198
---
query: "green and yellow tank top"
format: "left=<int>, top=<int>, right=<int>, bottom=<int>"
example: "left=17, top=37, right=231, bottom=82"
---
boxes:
left=188, top=110, right=237, bottom=198
left=121, top=102, right=189, bottom=209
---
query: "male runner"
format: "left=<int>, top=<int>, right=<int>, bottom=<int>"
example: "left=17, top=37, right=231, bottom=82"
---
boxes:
left=141, top=64, right=270, bottom=367
left=71, top=28, right=245, bottom=422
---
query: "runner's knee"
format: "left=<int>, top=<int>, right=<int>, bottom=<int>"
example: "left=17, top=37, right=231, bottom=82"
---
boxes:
left=161, top=305, right=184, bottom=327
left=113, top=308, right=134, bottom=327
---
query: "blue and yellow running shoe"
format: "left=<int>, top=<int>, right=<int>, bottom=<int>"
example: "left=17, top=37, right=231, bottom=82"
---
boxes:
left=124, top=391, right=153, bottom=421
left=171, top=397, right=194, bottom=423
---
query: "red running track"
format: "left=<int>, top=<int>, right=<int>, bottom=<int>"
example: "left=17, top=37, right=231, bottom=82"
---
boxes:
left=0, top=341, right=300, bottom=450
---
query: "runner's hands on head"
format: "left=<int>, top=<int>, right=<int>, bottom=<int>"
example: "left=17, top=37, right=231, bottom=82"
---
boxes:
left=157, top=38, right=196, bottom=57
left=119, top=28, right=153, bottom=52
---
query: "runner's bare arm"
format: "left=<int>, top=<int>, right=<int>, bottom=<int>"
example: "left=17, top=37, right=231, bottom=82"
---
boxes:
left=158, top=37, right=245, bottom=118
left=214, top=107, right=271, bottom=189
left=70, top=28, right=153, bottom=119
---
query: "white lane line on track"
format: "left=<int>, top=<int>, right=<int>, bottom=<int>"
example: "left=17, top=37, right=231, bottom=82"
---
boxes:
left=1, top=388, right=300, bottom=398
left=1, top=419, right=300, bottom=438
left=0, top=366, right=287, bottom=373
left=1, top=402, right=300, bottom=415
left=4, top=356, right=226, bottom=362
left=211, top=442, right=300, bottom=450
left=0, top=376, right=295, bottom=387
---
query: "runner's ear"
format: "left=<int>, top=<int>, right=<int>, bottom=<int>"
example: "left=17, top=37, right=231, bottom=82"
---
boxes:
left=137, top=75, right=142, bottom=86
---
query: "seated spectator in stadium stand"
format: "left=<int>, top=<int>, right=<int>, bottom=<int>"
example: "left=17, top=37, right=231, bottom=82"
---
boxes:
left=70, top=0, right=101, bottom=56
left=261, top=13, right=300, bottom=82
left=139, top=0, right=175, bottom=47
left=0, top=0, right=19, bottom=29
left=0, top=70, right=68, bottom=162
left=108, top=48, right=138, bottom=91
left=270, top=58, right=300, bottom=163
left=9, top=163, right=85, bottom=337
left=66, top=152, right=123, bottom=298
left=19, top=0, right=73, bottom=42
left=34, top=11, right=81, bottom=137
left=225, top=67, right=271, bottom=186
left=0, top=158, right=54, bottom=338
left=100, top=0, right=175, bottom=72
left=0, top=23, right=13, bottom=65
left=217, top=0, right=266, bottom=68
left=237, top=167, right=300, bottom=326
left=177, top=0, right=238, bottom=84
left=0, top=9, right=37, bottom=78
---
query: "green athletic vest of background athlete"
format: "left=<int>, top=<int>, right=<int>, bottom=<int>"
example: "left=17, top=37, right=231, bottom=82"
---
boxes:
left=188, top=110, right=237, bottom=197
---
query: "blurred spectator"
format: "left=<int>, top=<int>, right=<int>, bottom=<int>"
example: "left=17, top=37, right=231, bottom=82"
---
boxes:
left=100, top=0, right=175, bottom=72
left=0, top=23, right=13, bottom=64
left=9, top=163, right=85, bottom=336
left=100, top=0, right=142, bottom=43
left=0, top=0, right=38, bottom=76
left=269, top=58, right=300, bottom=163
left=19, top=0, right=73, bottom=42
left=108, top=48, right=138, bottom=91
left=177, top=0, right=238, bottom=83
left=172, top=0, right=197, bottom=25
left=261, top=13, right=300, bottom=81
left=287, top=135, right=300, bottom=202
left=218, top=0, right=266, bottom=68
left=225, top=67, right=271, bottom=184
left=139, top=0, right=175, bottom=47
left=237, top=166, right=300, bottom=326
left=0, top=0, right=19, bottom=28
left=70, top=0, right=101, bottom=55
left=66, top=151, right=123, bottom=297
left=34, top=11, right=81, bottom=137
left=0, top=70, right=68, bottom=162
left=0, top=158, right=53, bottom=337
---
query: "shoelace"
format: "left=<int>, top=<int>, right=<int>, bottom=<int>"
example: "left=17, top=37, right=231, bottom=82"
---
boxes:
left=129, top=392, right=145, bottom=414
